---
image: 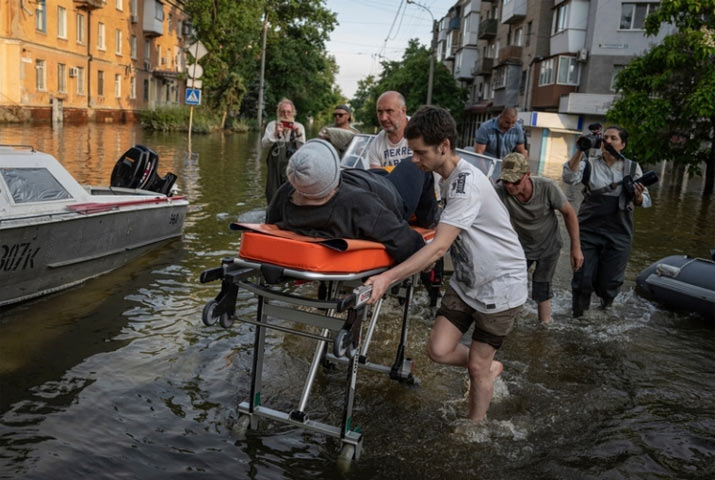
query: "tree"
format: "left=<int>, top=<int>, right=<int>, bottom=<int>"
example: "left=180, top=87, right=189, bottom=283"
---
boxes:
left=351, top=40, right=467, bottom=131
left=607, top=0, right=715, bottom=194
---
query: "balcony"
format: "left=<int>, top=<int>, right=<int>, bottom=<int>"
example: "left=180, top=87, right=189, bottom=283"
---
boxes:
left=73, top=0, right=102, bottom=10
left=501, top=0, right=526, bottom=25
left=498, top=45, right=523, bottom=64
left=472, top=57, right=493, bottom=76
left=478, top=18, right=497, bottom=39
left=144, top=0, right=164, bottom=37
left=449, top=16, right=461, bottom=31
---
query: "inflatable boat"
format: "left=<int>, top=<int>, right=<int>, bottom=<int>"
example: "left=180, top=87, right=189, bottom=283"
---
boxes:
left=636, top=253, right=715, bottom=319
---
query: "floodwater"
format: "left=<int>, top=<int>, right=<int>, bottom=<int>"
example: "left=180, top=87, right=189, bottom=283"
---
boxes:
left=0, top=123, right=713, bottom=479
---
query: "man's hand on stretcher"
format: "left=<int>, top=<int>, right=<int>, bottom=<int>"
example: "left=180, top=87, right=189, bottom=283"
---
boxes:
left=365, top=223, right=460, bottom=304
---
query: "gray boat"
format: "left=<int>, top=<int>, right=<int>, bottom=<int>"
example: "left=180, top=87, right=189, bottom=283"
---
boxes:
left=0, top=144, right=188, bottom=307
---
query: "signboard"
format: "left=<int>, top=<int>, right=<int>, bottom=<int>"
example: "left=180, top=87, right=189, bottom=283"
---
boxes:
left=187, top=78, right=202, bottom=89
left=187, top=63, right=203, bottom=79
left=185, top=88, right=201, bottom=106
left=187, top=40, right=208, bottom=61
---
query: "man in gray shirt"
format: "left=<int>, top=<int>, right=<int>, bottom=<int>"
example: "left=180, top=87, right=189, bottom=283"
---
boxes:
left=495, top=153, right=583, bottom=324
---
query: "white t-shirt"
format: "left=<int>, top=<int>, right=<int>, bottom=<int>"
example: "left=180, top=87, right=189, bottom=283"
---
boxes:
left=367, top=130, right=412, bottom=167
left=439, top=158, right=528, bottom=313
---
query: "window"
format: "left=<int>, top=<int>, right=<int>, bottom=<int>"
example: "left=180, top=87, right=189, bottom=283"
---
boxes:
left=57, top=7, right=67, bottom=39
left=538, top=58, right=555, bottom=86
left=143, top=78, right=150, bottom=101
left=77, top=67, right=85, bottom=95
left=610, top=65, right=625, bottom=91
left=76, top=14, right=85, bottom=44
left=145, top=41, right=151, bottom=62
left=155, top=2, right=165, bottom=22
left=115, top=74, right=121, bottom=98
left=0, top=168, right=72, bottom=204
left=131, top=0, right=138, bottom=15
left=553, top=3, right=569, bottom=34
left=36, top=60, right=46, bottom=91
left=98, top=23, right=106, bottom=50
left=130, top=35, right=137, bottom=59
left=513, top=27, right=523, bottom=47
left=493, top=66, right=507, bottom=89
left=98, top=70, right=104, bottom=96
left=557, top=56, right=580, bottom=85
left=116, top=0, right=123, bottom=10
left=130, top=77, right=136, bottom=99
left=35, top=0, right=46, bottom=32
left=115, top=29, right=122, bottom=55
left=58, top=64, right=66, bottom=92
left=620, top=3, right=658, bottom=30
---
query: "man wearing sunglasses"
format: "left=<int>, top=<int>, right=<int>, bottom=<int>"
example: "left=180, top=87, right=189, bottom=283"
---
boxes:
left=318, top=104, right=361, bottom=157
left=495, top=152, right=583, bottom=325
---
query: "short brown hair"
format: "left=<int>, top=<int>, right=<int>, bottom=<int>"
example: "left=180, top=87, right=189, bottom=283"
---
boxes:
left=404, top=106, right=458, bottom=152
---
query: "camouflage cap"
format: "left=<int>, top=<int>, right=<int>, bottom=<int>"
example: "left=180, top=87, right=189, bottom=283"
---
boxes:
left=500, top=152, right=530, bottom=183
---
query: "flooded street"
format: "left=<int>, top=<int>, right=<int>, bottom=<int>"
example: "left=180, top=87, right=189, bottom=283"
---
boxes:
left=1, top=123, right=713, bottom=479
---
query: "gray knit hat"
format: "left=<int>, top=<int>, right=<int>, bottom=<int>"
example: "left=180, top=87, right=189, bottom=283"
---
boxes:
left=286, top=138, right=341, bottom=199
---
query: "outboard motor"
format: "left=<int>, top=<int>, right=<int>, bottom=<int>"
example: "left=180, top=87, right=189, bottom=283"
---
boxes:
left=110, top=145, right=177, bottom=195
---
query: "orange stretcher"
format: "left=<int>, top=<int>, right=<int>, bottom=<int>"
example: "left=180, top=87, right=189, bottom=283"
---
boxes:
left=199, top=223, right=439, bottom=466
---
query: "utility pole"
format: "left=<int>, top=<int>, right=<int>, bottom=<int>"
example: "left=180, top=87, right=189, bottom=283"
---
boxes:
left=256, top=12, right=268, bottom=130
left=407, top=0, right=436, bottom=105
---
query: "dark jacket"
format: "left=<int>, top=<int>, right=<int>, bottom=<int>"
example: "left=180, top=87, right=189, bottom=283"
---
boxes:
left=266, top=169, right=425, bottom=263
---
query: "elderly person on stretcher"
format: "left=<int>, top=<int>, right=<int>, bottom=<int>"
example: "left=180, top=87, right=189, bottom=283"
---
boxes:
left=266, top=139, right=439, bottom=263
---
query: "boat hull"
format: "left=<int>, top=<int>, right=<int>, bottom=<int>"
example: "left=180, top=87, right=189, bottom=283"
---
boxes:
left=636, top=255, right=715, bottom=319
left=0, top=204, right=186, bottom=307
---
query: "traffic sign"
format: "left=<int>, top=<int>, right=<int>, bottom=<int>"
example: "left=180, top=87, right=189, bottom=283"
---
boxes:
left=185, top=88, right=201, bottom=106
left=187, top=63, right=203, bottom=79
left=187, top=78, right=202, bottom=89
left=187, top=40, right=208, bottom=61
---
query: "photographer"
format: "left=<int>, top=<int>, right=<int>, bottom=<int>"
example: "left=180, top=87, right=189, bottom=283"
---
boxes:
left=563, top=126, right=652, bottom=317
left=262, top=98, right=306, bottom=203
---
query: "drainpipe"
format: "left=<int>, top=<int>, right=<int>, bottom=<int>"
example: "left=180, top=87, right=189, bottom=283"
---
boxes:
left=523, top=55, right=543, bottom=112
left=87, top=10, right=92, bottom=113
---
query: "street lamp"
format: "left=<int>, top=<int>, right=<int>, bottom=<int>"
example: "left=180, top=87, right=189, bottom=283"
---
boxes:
left=407, top=0, right=437, bottom=105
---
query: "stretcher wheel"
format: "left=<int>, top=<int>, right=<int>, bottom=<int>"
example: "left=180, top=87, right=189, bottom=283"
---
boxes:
left=337, top=444, right=355, bottom=471
left=233, top=415, right=251, bottom=440
left=202, top=300, right=229, bottom=327
left=333, top=329, right=356, bottom=358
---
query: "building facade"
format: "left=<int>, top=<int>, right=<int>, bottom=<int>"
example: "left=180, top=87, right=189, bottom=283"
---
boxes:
left=0, top=0, right=190, bottom=123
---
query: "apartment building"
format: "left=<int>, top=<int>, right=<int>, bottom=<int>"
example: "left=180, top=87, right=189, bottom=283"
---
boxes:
left=435, top=0, right=672, bottom=161
left=0, top=0, right=190, bottom=123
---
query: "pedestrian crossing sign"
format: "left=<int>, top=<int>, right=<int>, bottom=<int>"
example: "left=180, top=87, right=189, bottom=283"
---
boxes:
left=185, top=88, right=201, bottom=106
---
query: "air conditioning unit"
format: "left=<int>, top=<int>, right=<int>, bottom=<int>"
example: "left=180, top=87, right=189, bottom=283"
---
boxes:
left=578, top=49, right=588, bottom=62
left=144, top=60, right=152, bottom=71
left=69, top=67, right=79, bottom=77
left=131, top=15, right=138, bottom=24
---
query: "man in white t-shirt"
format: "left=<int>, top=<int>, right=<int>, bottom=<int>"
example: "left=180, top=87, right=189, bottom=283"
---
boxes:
left=367, top=91, right=412, bottom=168
left=366, top=106, right=527, bottom=423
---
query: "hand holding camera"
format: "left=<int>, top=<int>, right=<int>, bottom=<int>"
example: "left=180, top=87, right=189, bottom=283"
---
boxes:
left=576, top=123, right=604, bottom=152
left=622, top=170, right=659, bottom=203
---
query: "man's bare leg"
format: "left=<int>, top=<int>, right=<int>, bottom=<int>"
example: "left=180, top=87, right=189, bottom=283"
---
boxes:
left=426, top=315, right=469, bottom=367
left=467, top=341, right=501, bottom=422
left=537, top=299, right=552, bottom=325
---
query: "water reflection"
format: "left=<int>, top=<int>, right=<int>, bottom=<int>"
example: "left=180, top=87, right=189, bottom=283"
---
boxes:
left=0, top=123, right=713, bottom=479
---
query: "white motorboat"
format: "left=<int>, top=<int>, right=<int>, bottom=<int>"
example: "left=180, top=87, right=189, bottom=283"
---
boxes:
left=0, top=144, right=188, bottom=307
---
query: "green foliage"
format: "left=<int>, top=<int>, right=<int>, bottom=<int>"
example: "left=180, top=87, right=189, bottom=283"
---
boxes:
left=185, top=0, right=339, bottom=124
left=139, top=106, right=222, bottom=133
left=351, top=40, right=468, bottom=130
left=607, top=0, right=715, bottom=194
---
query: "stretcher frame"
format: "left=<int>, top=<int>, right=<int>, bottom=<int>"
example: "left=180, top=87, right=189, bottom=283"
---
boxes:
left=200, top=254, right=422, bottom=464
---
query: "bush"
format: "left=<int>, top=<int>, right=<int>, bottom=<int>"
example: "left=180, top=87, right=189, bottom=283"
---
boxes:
left=139, top=106, right=222, bottom=133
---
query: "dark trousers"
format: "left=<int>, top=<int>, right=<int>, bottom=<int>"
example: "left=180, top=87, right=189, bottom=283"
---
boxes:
left=572, top=228, right=632, bottom=311
left=374, top=160, right=439, bottom=228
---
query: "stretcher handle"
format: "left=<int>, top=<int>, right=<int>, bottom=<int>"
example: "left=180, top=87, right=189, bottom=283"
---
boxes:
left=336, top=284, right=373, bottom=313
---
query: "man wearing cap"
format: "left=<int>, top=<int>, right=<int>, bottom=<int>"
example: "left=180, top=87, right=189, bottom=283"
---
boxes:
left=318, top=104, right=361, bottom=156
left=266, top=139, right=438, bottom=263
left=495, top=152, right=583, bottom=325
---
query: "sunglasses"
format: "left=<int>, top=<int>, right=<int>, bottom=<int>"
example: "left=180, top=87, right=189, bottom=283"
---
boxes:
left=333, top=112, right=347, bottom=118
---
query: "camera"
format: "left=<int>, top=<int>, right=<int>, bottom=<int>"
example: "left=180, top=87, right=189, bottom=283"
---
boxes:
left=622, top=170, right=659, bottom=201
left=280, top=121, right=294, bottom=130
left=576, top=123, right=603, bottom=151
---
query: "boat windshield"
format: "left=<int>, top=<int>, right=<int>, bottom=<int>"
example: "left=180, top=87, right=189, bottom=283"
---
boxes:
left=1, top=167, right=73, bottom=203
